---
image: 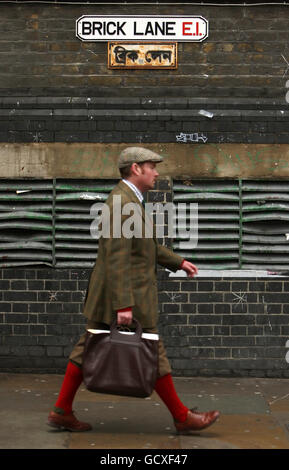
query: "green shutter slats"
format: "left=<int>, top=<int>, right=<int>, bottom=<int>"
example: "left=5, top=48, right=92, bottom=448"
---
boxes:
left=2, top=178, right=289, bottom=271
left=0, top=178, right=116, bottom=267
left=242, top=180, right=289, bottom=270
left=173, top=183, right=239, bottom=193
left=0, top=179, right=53, bottom=267
left=173, top=180, right=240, bottom=269
left=54, top=179, right=115, bottom=268
left=0, top=191, right=52, bottom=201
left=173, top=179, right=289, bottom=271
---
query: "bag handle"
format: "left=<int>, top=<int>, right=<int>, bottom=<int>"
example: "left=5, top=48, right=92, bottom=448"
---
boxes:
left=110, top=317, right=143, bottom=343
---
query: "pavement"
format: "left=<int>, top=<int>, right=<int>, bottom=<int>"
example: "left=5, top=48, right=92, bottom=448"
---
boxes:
left=0, top=373, right=289, bottom=450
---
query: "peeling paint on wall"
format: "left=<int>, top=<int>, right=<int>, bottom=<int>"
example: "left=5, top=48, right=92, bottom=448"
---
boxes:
left=1, top=143, right=289, bottom=179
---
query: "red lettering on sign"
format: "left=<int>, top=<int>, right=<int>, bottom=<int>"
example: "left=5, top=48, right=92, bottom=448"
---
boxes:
left=182, top=22, right=192, bottom=36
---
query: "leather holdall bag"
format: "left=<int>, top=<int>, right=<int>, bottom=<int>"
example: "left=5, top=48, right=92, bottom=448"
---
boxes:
left=82, top=318, right=159, bottom=398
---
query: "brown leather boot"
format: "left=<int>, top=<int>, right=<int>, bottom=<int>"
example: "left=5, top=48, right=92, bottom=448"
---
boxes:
left=174, top=408, right=220, bottom=434
left=47, top=411, right=92, bottom=432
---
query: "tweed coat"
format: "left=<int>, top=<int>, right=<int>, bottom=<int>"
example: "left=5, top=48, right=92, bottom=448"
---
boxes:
left=83, top=180, right=184, bottom=329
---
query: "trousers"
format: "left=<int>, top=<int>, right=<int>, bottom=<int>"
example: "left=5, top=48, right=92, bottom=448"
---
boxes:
left=69, top=320, right=172, bottom=378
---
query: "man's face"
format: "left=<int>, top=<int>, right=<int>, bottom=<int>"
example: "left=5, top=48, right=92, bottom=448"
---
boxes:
left=136, top=161, right=159, bottom=191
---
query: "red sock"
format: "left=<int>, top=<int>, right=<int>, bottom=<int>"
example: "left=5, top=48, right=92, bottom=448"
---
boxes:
left=54, top=361, right=83, bottom=415
left=154, top=373, right=189, bottom=423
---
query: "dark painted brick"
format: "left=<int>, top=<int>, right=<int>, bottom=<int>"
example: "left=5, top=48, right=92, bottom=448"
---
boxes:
left=190, top=293, right=223, bottom=303
left=28, top=346, right=45, bottom=357
left=265, top=282, right=283, bottom=292
left=157, top=180, right=171, bottom=190
left=179, top=304, right=197, bottom=313
left=35, top=270, right=55, bottom=280
left=12, top=303, right=28, bottom=313
left=197, top=282, right=214, bottom=291
left=215, top=348, right=231, bottom=358
left=70, top=270, right=91, bottom=280
left=263, top=293, right=289, bottom=303
left=264, top=347, right=286, bottom=358
left=163, top=304, right=180, bottom=313
left=78, top=280, right=90, bottom=290
left=249, top=281, right=266, bottom=291
left=266, top=304, right=282, bottom=314
left=45, top=280, right=61, bottom=290
left=0, top=280, right=10, bottom=289
left=282, top=304, right=289, bottom=314
left=62, top=303, right=79, bottom=314
left=4, top=291, right=37, bottom=302
left=61, top=280, right=77, bottom=291
left=0, top=303, right=11, bottom=312
left=256, top=336, right=285, bottom=346
left=197, top=326, right=213, bottom=340
left=0, top=325, right=12, bottom=335
left=5, top=313, right=29, bottom=323
left=159, top=281, right=180, bottom=291
left=2, top=269, right=26, bottom=279
left=27, top=280, right=44, bottom=290
left=13, top=325, right=29, bottom=335
left=28, top=303, right=45, bottom=313
left=222, top=337, right=255, bottom=346
left=283, top=282, right=289, bottom=292
left=214, top=326, right=230, bottom=336
left=222, top=315, right=255, bottom=325
left=248, top=304, right=265, bottom=313
left=214, top=281, right=231, bottom=291
left=5, top=335, right=37, bottom=345
left=215, top=304, right=231, bottom=314
left=231, top=326, right=247, bottom=335
left=11, top=280, right=27, bottom=290
left=180, top=282, right=197, bottom=291
left=248, top=326, right=264, bottom=335
left=198, top=304, right=214, bottom=314
left=30, top=325, right=46, bottom=335
left=71, top=292, right=85, bottom=302
left=46, top=303, right=63, bottom=314
left=232, top=282, right=248, bottom=291
left=231, top=303, right=248, bottom=313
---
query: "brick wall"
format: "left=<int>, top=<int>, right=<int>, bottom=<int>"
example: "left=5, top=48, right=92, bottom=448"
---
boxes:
left=0, top=3, right=287, bottom=98
left=159, top=276, right=289, bottom=378
left=1, top=266, right=289, bottom=377
left=0, top=97, right=288, bottom=145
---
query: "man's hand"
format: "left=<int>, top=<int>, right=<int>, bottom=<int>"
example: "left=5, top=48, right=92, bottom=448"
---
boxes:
left=181, top=260, right=198, bottom=278
left=117, top=308, right=133, bottom=325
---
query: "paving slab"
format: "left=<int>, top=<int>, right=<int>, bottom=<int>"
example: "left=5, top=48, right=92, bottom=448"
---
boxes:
left=179, top=414, right=289, bottom=450
left=0, top=373, right=289, bottom=450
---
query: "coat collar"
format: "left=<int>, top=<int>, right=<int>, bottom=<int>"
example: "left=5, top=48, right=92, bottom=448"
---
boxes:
left=116, top=180, right=155, bottom=242
left=117, top=180, right=144, bottom=207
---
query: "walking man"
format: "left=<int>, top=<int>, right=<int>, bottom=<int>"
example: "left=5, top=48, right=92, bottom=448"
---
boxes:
left=48, top=147, right=220, bottom=433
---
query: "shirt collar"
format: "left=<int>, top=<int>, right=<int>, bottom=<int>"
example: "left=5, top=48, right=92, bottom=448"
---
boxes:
left=122, top=179, right=144, bottom=203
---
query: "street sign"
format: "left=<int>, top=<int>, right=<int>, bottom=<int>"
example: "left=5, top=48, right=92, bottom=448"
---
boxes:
left=76, top=15, right=208, bottom=42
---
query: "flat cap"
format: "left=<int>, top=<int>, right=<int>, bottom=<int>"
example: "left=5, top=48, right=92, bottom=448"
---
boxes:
left=118, top=147, right=163, bottom=168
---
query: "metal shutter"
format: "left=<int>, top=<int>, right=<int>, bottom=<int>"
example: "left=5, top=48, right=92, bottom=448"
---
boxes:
left=54, top=179, right=115, bottom=267
left=242, top=180, right=289, bottom=270
left=173, top=180, right=240, bottom=269
left=0, top=179, right=117, bottom=268
left=0, top=180, right=53, bottom=267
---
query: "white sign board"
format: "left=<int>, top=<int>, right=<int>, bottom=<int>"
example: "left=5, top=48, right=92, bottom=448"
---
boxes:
left=76, top=15, right=208, bottom=42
